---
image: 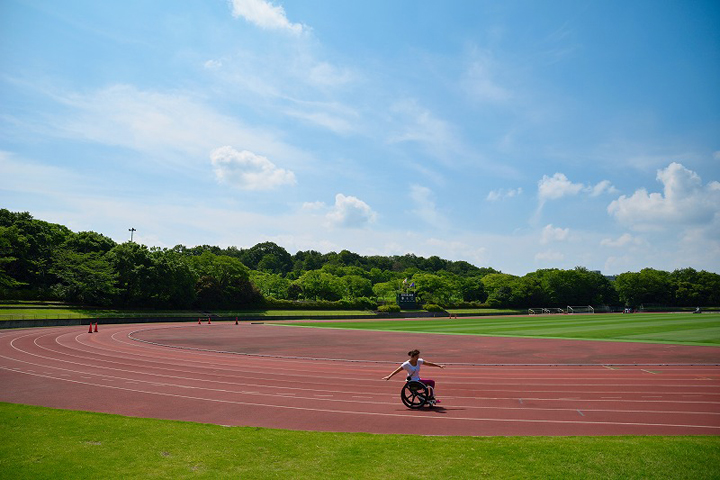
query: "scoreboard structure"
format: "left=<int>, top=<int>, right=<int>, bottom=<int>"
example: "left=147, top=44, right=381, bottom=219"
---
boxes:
left=396, top=292, right=418, bottom=309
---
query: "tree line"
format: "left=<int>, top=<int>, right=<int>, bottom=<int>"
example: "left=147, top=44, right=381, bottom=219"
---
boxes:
left=1, top=209, right=718, bottom=310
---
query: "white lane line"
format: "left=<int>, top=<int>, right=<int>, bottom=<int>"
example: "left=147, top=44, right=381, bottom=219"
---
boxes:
left=25, top=329, right=720, bottom=389
left=5, top=335, right=720, bottom=414
left=2, top=366, right=719, bottom=431
left=6, top=337, right=720, bottom=411
left=3, top=358, right=719, bottom=418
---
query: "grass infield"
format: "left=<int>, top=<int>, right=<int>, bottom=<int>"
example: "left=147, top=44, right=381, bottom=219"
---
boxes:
left=1, top=402, right=718, bottom=480
left=291, top=313, right=720, bottom=347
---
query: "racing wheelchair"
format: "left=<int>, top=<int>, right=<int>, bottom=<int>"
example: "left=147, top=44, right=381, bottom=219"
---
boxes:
left=400, top=378, right=436, bottom=409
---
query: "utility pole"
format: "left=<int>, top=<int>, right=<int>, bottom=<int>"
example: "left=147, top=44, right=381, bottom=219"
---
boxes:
left=129, top=227, right=136, bottom=242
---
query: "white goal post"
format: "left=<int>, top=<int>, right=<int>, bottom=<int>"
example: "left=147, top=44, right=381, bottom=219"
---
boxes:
left=567, top=305, right=594, bottom=314
left=529, top=307, right=566, bottom=315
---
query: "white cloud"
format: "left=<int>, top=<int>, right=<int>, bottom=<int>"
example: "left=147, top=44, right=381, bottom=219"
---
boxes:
left=210, top=146, right=296, bottom=190
left=387, top=99, right=462, bottom=166
left=307, top=62, right=353, bottom=87
left=40, top=84, right=311, bottom=173
left=538, top=173, right=584, bottom=202
left=538, top=173, right=618, bottom=203
left=589, top=180, right=619, bottom=197
left=284, top=108, right=355, bottom=134
left=326, top=193, right=377, bottom=228
left=540, top=224, right=569, bottom=244
left=608, top=162, right=720, bottom=230
left=535, top=173, right=618, bottom=222
left=301, top=201, right=325, bottom=211
left=229, top=0, right=304, bottom=34
left=204, top=59, right=223, bottom=69
left=462, top=48, right=512, bottom=103
left=486, top=187, right=522, bottom=202
left=409, top=185, right=445, bottom=226
left=535, top=250, right=564, bottom=262
left=600, top=233, right=644, bottom=247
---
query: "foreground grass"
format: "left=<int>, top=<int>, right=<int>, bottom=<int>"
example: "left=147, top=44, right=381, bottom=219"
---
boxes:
left=291, top=313, right=720, bottom=346
left=1, top=403, right=718, bottom=479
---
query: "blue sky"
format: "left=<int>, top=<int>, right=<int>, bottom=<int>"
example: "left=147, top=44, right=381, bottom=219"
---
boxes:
left=1, top=0, right=719, bottom=275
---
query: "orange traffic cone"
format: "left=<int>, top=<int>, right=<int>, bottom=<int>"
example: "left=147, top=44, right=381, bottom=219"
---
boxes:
left=207, top=317, right=211, bottom=324
left=198, top=318, right=202, bottom=325
left=94, top=323, right=98, bottom=332
left=88, top=323, right=93, bottom=333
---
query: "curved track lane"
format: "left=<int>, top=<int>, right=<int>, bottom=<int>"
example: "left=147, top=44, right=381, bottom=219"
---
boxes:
left=1, top=322, right=719, bottom=436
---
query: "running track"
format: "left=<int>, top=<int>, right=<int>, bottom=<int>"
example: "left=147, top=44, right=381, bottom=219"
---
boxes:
left=1, top=321, right=719, bottom=436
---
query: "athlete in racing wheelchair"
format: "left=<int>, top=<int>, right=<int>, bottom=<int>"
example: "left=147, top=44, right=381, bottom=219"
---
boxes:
left=383, top=349, right=445, bottom=408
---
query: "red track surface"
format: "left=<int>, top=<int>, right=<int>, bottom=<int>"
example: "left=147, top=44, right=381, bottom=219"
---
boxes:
left=1, top=322, right=719, bottom=436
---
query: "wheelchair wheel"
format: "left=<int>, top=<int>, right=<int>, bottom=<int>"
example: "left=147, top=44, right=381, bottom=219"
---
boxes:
left=401, top=380, right=429, bottom=409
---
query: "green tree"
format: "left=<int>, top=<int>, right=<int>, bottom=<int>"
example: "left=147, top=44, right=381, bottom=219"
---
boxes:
left=189, top=252, right=259, bottom=307
left=107, top=242, right=154, bottom=306
left=49, top=249, right=118, bottom=305
left=615, top=268, right=673, bottom=306
left=0, top=226, right=24, bottom=290
left=108, top=243, right=196, bottom=308
left=240, top=242, right=292, bottom=274
left=0, top=210, right=73, bottom=294
left=297, top=270, right=345, bottom=301
left=509, top=276, right=544, bottom=307
left=372, top=280, right=400, bottom=302
left=63, top=231, right=117, bottom=254
left=250, top=271, right=290, bottom=298
left=456, top=276, right=488, bottom=302
left=292, top=250, right=325, bottom=272
left=343, top=275, right=373, bottom=299
left=412, top=273, right=453, bottom=305
left=671, top=268, right=720, bottom=306
left=481, top=273, right=519, bottom=308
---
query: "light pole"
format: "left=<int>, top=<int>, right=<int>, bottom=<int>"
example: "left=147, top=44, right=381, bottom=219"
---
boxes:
left=129, top=227, right=136, bottom=242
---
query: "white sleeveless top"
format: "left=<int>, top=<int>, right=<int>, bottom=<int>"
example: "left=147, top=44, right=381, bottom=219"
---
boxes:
left=401, top=358, right=424, bottom=381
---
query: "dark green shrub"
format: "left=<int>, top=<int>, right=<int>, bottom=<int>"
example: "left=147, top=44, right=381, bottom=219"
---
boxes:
left=260, top=297, right=377, bottom=311
left=423, top=303, right=445, bottom=312
left=378, top=304, right=401, bottom=313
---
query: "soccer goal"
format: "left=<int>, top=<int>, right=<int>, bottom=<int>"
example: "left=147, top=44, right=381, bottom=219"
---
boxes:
left=567, top=305, right=594, bottom=314
left=529, top=307, right=565, bottom=315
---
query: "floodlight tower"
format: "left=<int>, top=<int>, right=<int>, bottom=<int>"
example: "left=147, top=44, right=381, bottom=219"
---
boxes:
left=129, top=227, right=136, bottom=242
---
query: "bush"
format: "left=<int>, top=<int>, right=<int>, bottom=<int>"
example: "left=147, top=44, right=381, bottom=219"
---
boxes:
left=378, top=304, right=401, bottom=313
left=260, top=297, right=377, bottom=311
left=423, top=303, right=445, bottom=312
left=452, top=301, right=486, bottom=309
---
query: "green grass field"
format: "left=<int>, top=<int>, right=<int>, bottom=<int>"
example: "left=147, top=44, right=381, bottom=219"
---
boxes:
left=291, top=313, right=720, bottom=347
left=2, top=402, right=718, bottom=480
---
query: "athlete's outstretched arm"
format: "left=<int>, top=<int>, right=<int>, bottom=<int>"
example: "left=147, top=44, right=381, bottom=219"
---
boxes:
left=423, top=361, right=445, bottom=369
left=383, top=366, right=403, bottom=380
